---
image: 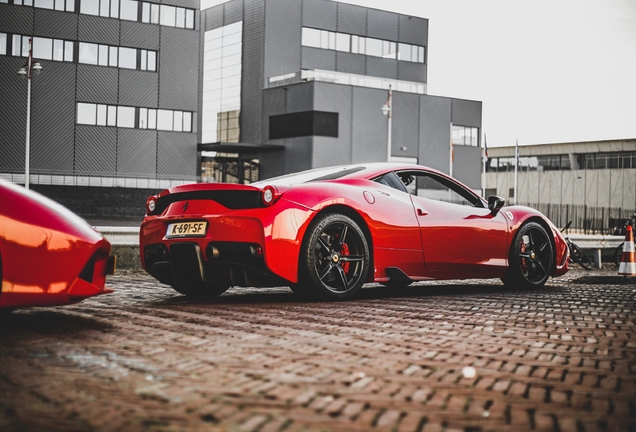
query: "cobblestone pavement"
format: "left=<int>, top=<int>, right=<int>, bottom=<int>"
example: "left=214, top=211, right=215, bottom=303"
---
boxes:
left=0, top=269, right=635, bottom=432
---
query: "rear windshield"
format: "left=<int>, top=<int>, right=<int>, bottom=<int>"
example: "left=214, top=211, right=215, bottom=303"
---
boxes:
left=254, top=166, right=366, bottom=186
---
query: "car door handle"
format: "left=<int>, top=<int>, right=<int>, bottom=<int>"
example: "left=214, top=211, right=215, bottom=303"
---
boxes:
left=417, top=208, right=428, bottom=216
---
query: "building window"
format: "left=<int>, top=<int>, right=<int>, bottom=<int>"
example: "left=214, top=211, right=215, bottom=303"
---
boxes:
left=77, top=41, right=155, bottom=71
left=301, top=27, right=425, bottom=64
left=140, top=2, right=195, bottom=29
left=269, top=111, right=339, bottom=140
left=14, top=0, right=74, bottom=10
left=78, top=103, right=192, bottom=132
left=452, top=125, right=479, bottom=146
left=202, top=21, right=242, bottom=143
left=5, top=34, right=74, bottom=62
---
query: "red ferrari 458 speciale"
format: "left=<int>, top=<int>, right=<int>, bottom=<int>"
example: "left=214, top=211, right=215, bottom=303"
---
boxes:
left=140, top=163, right=569, bottom=300
left=0, top=179, right=116, bottom=309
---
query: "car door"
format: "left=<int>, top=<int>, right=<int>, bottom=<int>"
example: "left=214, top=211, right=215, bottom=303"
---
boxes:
left=396, top=169, right=509, bottom=272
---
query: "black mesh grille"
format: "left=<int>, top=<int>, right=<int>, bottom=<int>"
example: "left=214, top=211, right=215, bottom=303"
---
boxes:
left=153, top=190, right=263, bottom=215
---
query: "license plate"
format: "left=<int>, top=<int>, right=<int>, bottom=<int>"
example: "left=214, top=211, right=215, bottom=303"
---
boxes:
left=166, top=221, right=208, bottom=238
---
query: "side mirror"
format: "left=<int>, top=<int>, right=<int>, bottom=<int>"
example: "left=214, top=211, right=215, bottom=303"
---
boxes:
left=487, top=195, right=505, bottom=213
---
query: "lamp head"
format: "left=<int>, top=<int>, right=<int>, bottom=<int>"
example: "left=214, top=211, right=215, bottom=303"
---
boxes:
left=17, top=67, right=27, bottom=77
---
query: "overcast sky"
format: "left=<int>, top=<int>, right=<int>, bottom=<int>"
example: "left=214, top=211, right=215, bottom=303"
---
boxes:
left=201, top=0, right=636, bottom=148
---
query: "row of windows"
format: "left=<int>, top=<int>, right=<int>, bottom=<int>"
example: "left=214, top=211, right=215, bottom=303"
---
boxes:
left=451, top=125, right=479, bottom=147
left=77, top=102, right=193, bottom=133
left=1, top=33, right=157, bottom=71
left=0, top=0, right=195, bottom=29
left=301, top=27, right=425, bottom=64
left=79, top=41, right=156, bottom=70
left=487, top=152, right=636, bottom=172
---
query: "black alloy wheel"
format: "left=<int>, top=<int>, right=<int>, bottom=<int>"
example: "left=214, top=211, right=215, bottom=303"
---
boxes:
left=299, top=213, right=369, bottom=300
left=503, top=221, right=554, bottom=289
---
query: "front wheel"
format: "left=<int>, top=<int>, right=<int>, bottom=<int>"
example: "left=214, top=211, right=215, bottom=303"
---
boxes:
left=502, top=222, right=554, bottom=289
left=299, top=213, right=370, bottom=300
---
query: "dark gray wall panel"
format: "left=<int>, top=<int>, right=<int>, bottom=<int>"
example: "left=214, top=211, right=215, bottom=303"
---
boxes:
left=398, top=61, right=426, bottom=83
left=224, top=0, right=243, bottom=24
left=119, top=70, right=158, bottom=107
left=286, top=82, right=313, bottom=112
left=301, top=47, right=335, bottom=71
left=0, top=4, right=33, bottom=35
left=34, top=9, right=77, bottom=40
left=336, top=3, right=366, bottom=35
left=313, top=82, right=352, bottom=167
left=336, top=52, right=365, bottom=75
left=352, top=87, right=389, bottom=163
left=77, top=65, right=118, bottom=105
left=75, top=126, right=117, bottom=175
left=78, top=16, right=119, bottom=46
left=240, top=0, right=265, bottom=144
left=419, top=95, right=451, bottom=174
left=0, top=57, right=29, bottom=173
left=453, top=145, right=481, bottom=189
left=117, top=129, right=157, bottom=176
left=451, top=98, right=482, bottom=128
left=259, top=150, right=285, bottom=179
left=121, top=22, right=160, bottom=50
left=262, top=86, right=287, bottom=141
left=367, top=57, right=397, bottom=79
left=392, top=92, right=419, bottom=158
left=30, top=61, right=76, bottom=174
left=398, top=15, right=428, bottom=45
left=158, top=28, right=199, bottom=110
left=264, top=0, right=301, bottom=80
left=157, top=132, right=197, bottom=178
left=284, top=137, right=313, bottom=173
left=302, top=0, right=337, bottom=31
left=367, top=8, right=397, bottom=41
left=202, top=4, right=224, bottom=30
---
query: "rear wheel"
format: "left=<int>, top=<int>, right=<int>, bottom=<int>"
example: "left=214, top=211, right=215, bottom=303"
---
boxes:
left=299, top=213, right=369, bottom=300
left=502, top=222, right=554, bottom=289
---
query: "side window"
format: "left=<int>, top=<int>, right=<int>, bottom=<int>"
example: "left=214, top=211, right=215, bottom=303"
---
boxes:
left=373, top=172, right=408, bottom=193
left=399, top=171, right=483, bottom=207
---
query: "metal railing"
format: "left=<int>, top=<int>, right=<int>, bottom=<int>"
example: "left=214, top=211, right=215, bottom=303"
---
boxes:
left=521, top=203, right=636, bottom=235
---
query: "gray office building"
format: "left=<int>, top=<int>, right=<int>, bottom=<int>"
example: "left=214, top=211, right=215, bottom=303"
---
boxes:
left=0, top=0, right=482, bottom=218
left=199, top=0, right=482, bottom=189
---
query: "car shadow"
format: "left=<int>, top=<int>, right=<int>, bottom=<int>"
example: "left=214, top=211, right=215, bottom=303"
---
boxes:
left=145, top=280, right=566, bottom=307
left=0, top=309, right=110, bottom=336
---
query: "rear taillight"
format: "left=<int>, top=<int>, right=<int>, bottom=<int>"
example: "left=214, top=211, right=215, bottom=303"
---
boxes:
left=146, top=196, right=157, bottom=214
left=261, top=185, right=279, bottom=206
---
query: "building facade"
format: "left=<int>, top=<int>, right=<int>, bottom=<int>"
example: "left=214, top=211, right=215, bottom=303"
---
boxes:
left=199, top=0, right=483, bottom=191
left=0, top=0, right=483, bottom=218
left=0, top=0, right=200, bottom=192
left=485, top=139, right=636, bottom=232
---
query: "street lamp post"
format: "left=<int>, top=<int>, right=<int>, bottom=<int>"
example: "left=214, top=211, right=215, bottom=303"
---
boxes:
left=381, top=84, right=392, bottom=162
left=17, top=37, right=42, bottom=190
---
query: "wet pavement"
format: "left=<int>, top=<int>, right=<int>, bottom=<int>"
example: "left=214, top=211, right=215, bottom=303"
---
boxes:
left=0, top=268, right=635, bottom=431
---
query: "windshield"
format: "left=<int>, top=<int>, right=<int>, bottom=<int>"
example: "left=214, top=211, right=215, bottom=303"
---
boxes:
left=254, top=166, right=366, bottom=186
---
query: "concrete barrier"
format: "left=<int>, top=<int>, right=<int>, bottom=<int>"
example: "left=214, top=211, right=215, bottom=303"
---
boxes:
left=95, top=227, right=627, bottom=270
left=95, top=226, right=141, bottom=269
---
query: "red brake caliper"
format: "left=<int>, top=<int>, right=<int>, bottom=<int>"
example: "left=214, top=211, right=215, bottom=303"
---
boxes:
left=520, top=240, right=528, bottom=273
left=341, top=243, right=350, bottom=273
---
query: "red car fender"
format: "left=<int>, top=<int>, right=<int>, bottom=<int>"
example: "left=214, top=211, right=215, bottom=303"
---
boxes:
left=500, top=206, right=569, bottom=275
left=0, top=182, right=113, bottom=308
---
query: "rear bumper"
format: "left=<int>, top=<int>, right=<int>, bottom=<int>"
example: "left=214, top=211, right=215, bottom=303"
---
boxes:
left=144, top=241, right=289, bottom=288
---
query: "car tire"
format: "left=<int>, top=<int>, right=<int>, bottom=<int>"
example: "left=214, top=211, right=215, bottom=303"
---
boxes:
left=171, top=282, right=230, bottom=298
left=299, top=213, right=369, bottom=300
left=502, top=221, right=554, bottom=290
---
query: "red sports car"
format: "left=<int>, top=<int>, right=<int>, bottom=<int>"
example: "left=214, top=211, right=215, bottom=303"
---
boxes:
left=140, top=163, right=569, bottom=300
left=0, top=179, right=115, bottom=309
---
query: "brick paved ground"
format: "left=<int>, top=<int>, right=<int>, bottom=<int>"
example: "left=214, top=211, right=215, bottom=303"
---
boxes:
left=0, top=269, right=635, bottom=431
